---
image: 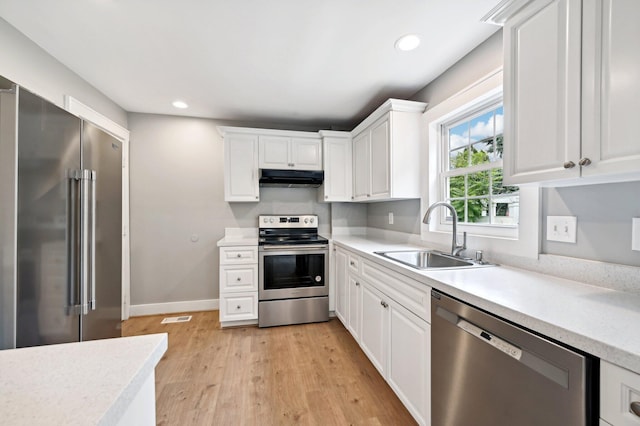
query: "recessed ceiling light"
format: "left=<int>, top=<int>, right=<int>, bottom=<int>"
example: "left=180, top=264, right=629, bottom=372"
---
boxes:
left=395, top=34, right=421, bottom=52
left=172, top=100, right=188, bottom=109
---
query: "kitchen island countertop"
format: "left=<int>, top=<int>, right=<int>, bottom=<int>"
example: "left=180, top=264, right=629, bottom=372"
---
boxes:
left=0, top=333, right=168, bottom=425
left=332, top=235, right=640, bottom=374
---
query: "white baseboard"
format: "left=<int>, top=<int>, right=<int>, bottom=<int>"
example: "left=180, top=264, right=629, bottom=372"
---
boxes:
left=130, top=299, right=219, bottom=317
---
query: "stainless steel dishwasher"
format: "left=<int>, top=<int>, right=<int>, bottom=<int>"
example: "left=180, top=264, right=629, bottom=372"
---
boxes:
left=431, top=290, right=597, bottom=426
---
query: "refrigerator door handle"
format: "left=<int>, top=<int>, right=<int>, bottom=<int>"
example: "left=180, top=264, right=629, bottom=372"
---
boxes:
left=80, top=169, right=93, bottom=315
left=67, top=170, right=82, bottom=315
left=89, top=170, right=97, bottom=311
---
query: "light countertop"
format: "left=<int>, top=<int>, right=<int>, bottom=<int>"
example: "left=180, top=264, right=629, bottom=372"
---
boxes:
left=217, top=227, right=258, bottom=247
left=0, top=333, right=168, bottom=425
left=332, top=235, right=640, bottom=374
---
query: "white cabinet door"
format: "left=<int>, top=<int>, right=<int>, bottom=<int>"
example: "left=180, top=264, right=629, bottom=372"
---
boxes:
left=259, top=135, right=290, bottom=169
left=352, top=131, right=370, bottom=201
left=291, top=138, right=322, bottom=170
left=334, top=248, right=348, bottom=326
left=387, top=300, right=430, bottom=426
left=582, top=0, right=640, bottom=178
left=369, top=117, right=390, bottom=199
left=360, top=282, right=388, bottom=376
left=320, top=135, right=352, bottom=202
left=224, top=133, right=259, bottom=202
left=503, top=0, right=582, bottom=184
left=601, top=360, right=640, bottom=426
left=347, top=275, right=361, bottom=342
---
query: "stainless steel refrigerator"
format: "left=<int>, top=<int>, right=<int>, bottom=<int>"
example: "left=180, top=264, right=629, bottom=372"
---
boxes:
left=0, top=78, right=122, bottom=349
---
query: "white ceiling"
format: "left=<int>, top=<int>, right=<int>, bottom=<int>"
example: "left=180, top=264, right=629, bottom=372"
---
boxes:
left=0, top=0, right=501, bottom=129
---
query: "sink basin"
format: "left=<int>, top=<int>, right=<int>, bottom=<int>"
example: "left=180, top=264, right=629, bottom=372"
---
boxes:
left=374, top=250, right=491, bottom=270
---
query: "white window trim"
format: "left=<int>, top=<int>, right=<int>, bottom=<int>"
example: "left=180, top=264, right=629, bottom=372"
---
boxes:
left=421, top=68, right=540, bottom=259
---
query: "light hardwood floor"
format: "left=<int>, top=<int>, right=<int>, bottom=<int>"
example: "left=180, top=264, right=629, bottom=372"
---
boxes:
left=123, top=311, right=417, bottom=425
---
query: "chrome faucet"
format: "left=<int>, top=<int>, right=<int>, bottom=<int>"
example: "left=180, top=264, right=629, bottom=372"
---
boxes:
left=422, top=201, right=467, bottom=256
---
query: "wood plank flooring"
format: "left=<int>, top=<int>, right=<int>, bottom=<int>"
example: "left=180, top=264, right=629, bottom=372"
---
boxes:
left=122, top=311, right=417, bottom=425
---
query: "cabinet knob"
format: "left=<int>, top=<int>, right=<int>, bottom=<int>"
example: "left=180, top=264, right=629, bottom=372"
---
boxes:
left=350, top=261, right=355, bottom=266
left=325, top=195, right=328, bottom=199
left=631, top=401, right=640, bottom=417
left=236, top=277, right=241, bottom=281
left=380, top=301, right=388, bottom=308
left=563, top=161, right=576, bottom=169
left=355, top=281, right=360, bottom=286
left=367, top=194, right=371, bottom=197
left=578, top=157, right=592, bottom=166
left=237, top=253, right=242, bottom=258
left=255, top=196, right=259, bottom=200
left=351, top=196, right=354, bottom=200
left=236, top=305, right=241, bottom=310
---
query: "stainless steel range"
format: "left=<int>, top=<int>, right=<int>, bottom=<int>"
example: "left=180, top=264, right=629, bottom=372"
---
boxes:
left=258, top=215, right=329, bottom=327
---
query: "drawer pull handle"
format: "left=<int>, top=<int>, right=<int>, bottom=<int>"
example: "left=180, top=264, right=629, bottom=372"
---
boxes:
left=563, top=161, right=576, bottom=169
left=380, top=301, right=388, bottom=308
left=631, top=401, right=640, bottom=417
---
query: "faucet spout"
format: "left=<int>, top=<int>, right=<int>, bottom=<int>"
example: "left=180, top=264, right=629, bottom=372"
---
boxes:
left=422, top=201, right=466, bottom=256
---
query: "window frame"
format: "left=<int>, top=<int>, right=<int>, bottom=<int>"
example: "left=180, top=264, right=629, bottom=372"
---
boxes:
left=420, top=69, right=540, bottom=259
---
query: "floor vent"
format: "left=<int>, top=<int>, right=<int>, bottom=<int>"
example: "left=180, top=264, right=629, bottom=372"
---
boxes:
left=161, top=315, right=192, bottom=324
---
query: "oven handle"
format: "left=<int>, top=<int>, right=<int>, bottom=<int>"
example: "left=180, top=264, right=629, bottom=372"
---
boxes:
left=260, top=244, right=329, bottom=251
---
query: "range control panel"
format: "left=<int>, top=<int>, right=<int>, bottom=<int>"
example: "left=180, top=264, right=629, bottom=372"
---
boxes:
left=259, top=215, right=318, bottom=228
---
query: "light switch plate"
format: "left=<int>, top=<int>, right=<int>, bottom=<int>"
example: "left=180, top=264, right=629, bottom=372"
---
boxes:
left=546, top=216, right=577, bottom=243
left=632, top=218, right=640, bottom=251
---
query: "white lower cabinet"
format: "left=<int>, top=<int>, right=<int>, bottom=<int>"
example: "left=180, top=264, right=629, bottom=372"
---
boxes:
left=360, top=281, right=388, bottom=376
left=334, top=245, right=430, bottom=426
left=218, top=245, right=258, bottom=327
left=387, top=300, right=430, bottom=425
left=601, top=360, right=640, bottom=426
left=334, top=248, right=348, bottom=324
left=347, top=275, right=362, bottom=341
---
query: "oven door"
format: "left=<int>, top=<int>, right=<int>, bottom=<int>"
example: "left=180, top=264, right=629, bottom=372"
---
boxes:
left=259, top=245, right=328, bottom=301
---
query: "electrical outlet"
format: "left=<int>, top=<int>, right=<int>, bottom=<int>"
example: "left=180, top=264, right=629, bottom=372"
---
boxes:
left=632, top=218, right=640, bottom=251
left=388, top=212, right=394, bottom=225
left=546, top=216, right=577, bottom=243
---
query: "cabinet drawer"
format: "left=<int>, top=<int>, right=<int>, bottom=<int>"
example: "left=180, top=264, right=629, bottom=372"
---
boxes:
left=348, top=253, right=361, bottom=275
left=219, top=292, right=258, bottom=322
left=220, top=265, right=258, bottom=292
left=362, top=259, right=431, bottom=322
left=601, top=361, right=640, bottom=425
left=220, top=246, right=258, bottom=265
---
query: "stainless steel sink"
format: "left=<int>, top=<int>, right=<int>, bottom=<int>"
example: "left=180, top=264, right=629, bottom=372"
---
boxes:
left=374, top=250, right=492, bottom=270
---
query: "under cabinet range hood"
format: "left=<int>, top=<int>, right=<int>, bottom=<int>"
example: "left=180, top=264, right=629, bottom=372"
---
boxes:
left=259, top=169, right=324, bottom=188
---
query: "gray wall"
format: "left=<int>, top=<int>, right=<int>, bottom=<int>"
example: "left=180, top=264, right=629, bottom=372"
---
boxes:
left=0, top=18, right=127, bottom=128
left=542, top=182, right=640, bottom=266
left=128, top=113, right=332, bottom=305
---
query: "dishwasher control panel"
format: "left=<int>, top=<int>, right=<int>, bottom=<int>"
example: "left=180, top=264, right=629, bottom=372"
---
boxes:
left=457, top=318, right=523, bottom=360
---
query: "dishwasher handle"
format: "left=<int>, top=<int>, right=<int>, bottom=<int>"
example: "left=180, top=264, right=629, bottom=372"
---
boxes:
left=435, top=305, right=570, bottom=389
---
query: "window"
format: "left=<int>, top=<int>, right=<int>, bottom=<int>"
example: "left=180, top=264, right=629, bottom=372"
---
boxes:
left=441, top=103, right=519, bottom=227
left=422, top=69, right=539, bottom=259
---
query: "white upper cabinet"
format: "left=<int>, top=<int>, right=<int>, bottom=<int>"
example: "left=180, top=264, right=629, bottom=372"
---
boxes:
left=318, top=131, right=352, bottom=202
left=220, top=129, right=259, bottom=202
left=350, top=99, right=427, bottom=202
left=498, top=0, right=640, bottom=185
left=259, top=133, right=322, bottom=170
left=581, top=0, right=640, bottom=179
